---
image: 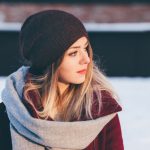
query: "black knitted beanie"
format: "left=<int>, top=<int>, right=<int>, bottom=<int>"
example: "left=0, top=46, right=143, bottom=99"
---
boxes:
left=19, top=9, right=89, bottom=75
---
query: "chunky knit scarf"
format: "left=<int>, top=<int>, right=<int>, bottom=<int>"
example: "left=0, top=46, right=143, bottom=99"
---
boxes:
left=2, top=66, right=117, bottom=150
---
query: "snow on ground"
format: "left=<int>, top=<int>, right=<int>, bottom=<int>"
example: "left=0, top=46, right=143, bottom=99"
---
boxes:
left=0, top=76, right=150, bottom=150
left=109, top=77, right=150, bottom=150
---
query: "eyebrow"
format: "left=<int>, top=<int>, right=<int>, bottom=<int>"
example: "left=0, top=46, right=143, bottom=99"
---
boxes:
left=69, top=41, right=88, bottom=49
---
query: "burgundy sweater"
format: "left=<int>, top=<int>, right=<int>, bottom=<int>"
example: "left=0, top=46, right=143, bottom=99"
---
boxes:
left=0, top=72, right=124, bottom=150
left=24, top=86, right=124, bottom=150
left=85, top=91, right=124, bottom=150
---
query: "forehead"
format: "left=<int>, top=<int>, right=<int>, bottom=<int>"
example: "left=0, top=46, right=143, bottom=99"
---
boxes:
left=69, top=37, right=88, bottom=49
left=70, top=37, right=88, bottom=47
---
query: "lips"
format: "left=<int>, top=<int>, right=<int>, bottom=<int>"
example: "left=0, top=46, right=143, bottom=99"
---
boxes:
left=77, top=69, right=87, bottom=74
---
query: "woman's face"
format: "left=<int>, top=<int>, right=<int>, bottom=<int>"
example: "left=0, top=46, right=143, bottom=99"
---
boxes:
left=58, top=36, right=90, bottom=85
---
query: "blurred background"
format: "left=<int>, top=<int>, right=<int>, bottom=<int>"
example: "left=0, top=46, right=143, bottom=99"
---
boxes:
left=0, top=0, right=150, bottom=149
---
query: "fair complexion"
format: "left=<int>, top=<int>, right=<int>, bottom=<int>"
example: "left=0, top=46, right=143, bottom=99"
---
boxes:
left=57, top=36, right=90, bottom=95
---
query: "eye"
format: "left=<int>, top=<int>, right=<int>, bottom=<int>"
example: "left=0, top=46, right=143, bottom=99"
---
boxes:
left=68, top=51, right=78, bottom=56
left=84, top=48, right=88, bottom=51
left=83, top=46, right=89, bottom=53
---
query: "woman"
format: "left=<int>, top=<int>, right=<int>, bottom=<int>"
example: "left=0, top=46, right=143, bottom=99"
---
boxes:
left=0, top=10, right=124, bottom=150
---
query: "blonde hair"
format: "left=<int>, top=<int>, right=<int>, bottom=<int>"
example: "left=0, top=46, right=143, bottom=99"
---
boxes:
left=23, top=42, right=119, bottom=121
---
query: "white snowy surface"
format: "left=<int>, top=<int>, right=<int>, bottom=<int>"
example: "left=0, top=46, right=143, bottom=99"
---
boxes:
left=109, top=77, right=150, bottom=150
left=0, top=76, right=150, bottom=150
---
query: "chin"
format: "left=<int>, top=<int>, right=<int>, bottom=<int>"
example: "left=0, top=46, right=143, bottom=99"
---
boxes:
left=73, top=79, right=85, bottom=84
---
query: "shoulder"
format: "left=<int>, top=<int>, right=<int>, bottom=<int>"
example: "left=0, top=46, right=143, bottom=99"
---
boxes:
left=0, top=102, right=8, bottom=120
left=0, top=102, right=10, bottom=129
left=0, top=102, right=12, bottom=149
left=92, top=90, right=122, bottom=118
left=0, top=102, right=6, bottom=112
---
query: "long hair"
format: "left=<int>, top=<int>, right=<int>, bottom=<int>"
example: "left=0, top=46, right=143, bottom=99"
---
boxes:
left=23, top=41, right=119, bottom=121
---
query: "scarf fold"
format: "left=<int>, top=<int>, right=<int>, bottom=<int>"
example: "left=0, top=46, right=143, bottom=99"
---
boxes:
left=2, top=66, right=117, bottom=150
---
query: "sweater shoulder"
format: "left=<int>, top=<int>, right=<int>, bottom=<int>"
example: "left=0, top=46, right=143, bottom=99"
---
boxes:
left=92, top=90, right=122, bottom=118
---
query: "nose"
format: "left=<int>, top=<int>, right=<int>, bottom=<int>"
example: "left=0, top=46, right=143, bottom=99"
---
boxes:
left=79, top=51, right=90, bottom=65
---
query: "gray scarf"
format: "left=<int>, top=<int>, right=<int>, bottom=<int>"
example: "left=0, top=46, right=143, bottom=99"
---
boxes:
left=2, top=66, right=117, bottom=150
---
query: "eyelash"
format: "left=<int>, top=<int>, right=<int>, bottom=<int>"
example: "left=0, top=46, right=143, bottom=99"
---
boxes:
left=69, top=47, right=88, bottom=56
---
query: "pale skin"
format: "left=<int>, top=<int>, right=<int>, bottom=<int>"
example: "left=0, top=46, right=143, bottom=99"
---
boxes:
left=57, top=36, right=90, bottom=95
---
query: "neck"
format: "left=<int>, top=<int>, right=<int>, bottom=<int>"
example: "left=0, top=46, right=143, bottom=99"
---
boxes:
left=58, top=81, right=69, bottom=95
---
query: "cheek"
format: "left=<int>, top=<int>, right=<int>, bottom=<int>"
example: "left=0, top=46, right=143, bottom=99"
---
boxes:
left=58, top=59, right=86, bottom=84
left=58, top=62, right=76, bottom=83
